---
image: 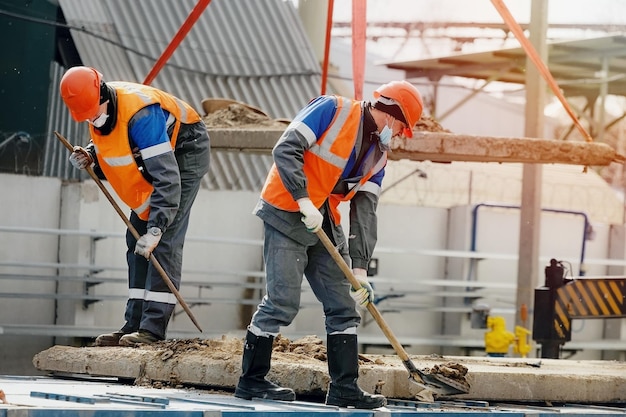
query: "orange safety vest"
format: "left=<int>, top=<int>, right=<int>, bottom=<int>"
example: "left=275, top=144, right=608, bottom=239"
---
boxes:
left=90, top=82, right=201, bottom=220
left=261, top=96, right=387, bottom=225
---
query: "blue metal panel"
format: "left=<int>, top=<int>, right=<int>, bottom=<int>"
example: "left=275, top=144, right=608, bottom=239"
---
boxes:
left=3, top=375, right=626, bottom=417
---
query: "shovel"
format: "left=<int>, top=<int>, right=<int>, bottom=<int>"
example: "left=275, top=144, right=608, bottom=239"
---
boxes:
left=315, top=229, right=470, bottom=396
left=55, top=131, right=203, bottom=333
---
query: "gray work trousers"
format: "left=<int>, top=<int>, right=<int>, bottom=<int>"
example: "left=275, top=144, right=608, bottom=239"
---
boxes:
left=122, top=122, right=210, bottom=339
left=250, top=221, right=361, bottom=335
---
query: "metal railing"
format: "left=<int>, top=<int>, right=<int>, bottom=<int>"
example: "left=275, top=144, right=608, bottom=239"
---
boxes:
left=2, top=224, right=626, bottom=357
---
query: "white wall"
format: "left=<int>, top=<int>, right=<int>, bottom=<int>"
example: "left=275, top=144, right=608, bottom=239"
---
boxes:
left=57, top=182, right=265, bottom=336
left=0, top=174, right=62, bottom=373
left=429, top=85, right=560, bottom=139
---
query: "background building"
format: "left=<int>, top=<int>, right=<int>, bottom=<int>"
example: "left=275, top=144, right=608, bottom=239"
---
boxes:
left=1, top=0, right=626, bottom=374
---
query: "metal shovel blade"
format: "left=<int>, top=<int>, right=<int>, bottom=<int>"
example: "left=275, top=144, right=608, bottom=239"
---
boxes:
left=405, top=360, right=470, bottom=396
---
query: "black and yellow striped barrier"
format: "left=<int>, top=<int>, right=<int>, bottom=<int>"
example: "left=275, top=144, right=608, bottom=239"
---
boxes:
left=553, top=278, right=626, bottom=339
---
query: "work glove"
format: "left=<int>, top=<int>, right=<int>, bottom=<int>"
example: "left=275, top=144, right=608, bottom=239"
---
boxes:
left=297, top=198, right=323, bottom=232
left=350, top=267, right=374, bottom=308
left=134, top=227, right=162, bottom=259
left=69, top=145, right=94, bottom=169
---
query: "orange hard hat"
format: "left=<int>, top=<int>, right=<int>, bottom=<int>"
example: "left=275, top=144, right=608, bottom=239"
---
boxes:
left=60, top=66, right=103, bottom=122
left=374, top=80, right=423, bottom=138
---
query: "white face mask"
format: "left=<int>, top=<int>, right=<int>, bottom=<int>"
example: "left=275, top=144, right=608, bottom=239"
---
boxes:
left=88, top=112, right=109, bottom=128
left=378, top=117, right=394, bottom=150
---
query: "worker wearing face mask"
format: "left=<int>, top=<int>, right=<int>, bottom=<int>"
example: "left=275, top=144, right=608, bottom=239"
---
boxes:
left=234, top=81, right=423, bottom=409
left=59, top=66, right=211, bottom=347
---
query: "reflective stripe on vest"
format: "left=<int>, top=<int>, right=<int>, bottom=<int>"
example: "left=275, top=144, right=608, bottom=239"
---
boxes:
left=104, top=155, right=134, bottom=166
left=90, top=82, right=200, bottom=220
left=308, top=100, right=355, bottom=169
left=343, top=155, right=386, bottom=200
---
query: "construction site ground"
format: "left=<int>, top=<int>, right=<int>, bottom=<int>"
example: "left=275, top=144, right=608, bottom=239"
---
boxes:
left=27, top=334, right=626, bottom=410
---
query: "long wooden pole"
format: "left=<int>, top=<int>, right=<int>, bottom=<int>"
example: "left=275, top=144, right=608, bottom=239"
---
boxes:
left=55, top=131, right=203, bottom=333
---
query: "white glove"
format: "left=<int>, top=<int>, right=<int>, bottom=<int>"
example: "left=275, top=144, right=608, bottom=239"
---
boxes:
left=69, top=145, right=94, bottom=169
left=350, top=268, right=374, bottom=308
left=297, top=198, right=323, bottom=232
left=134, top=227, right=162, bottom=259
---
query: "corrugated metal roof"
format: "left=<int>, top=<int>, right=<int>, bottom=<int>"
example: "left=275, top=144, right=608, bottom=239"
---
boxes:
left=57, top=0, right=322, bottom=119
left=48, top=0, right=326, bottom=189
left=44, top=62, right=86, bottom=181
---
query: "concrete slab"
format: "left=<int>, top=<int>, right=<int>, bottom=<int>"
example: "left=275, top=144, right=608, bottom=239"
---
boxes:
left=207, top=129, right=625, bottom=166
left=390, top=132, right=625, bottom=165
left=31, top=335, right=626, bottom=404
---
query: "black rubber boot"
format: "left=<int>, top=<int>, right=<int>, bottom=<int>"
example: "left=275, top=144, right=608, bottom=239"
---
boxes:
left=234, top=331, right=296, bottom=401
left=325, top=334, right=387, bottom=409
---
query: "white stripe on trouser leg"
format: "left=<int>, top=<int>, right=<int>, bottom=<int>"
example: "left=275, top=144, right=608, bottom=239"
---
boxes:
left=128, top=288, right=177, bottom=305
left=146, top=290, right=177, bottom=305
left=128, top=288, right=145, bottom=300
left=248, top=324, right=278, bottom=338
left=329, top=326, right=357, bottom=335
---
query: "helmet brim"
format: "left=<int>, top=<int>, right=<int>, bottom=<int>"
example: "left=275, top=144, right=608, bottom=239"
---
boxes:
left=71, top=107, right=99, bottom=122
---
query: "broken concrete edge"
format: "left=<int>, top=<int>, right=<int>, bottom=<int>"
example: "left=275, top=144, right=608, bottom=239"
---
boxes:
left=32, top=345, right=626, bottom=403
left=208, top=128, right=281, bottom=152
left=393, top=133, right=626, bottom=166
left=207, top=129, right=625, bottom=166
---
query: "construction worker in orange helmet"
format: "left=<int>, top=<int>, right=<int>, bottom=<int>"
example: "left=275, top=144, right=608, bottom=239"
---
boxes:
left=59, top=66, right=211, bottom=348
left=234, top=80, right=423, bottom=409
left=373, top=80, right=423, bottom=139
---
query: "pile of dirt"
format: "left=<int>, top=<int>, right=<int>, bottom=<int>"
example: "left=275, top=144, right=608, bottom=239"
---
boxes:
left=203, top=103, right=289, bottom=129
left=138, top=334, right=327, bottom=362
left=415, top=115, right=450, bottom=133
left=202, top=100, right=449, bottom=133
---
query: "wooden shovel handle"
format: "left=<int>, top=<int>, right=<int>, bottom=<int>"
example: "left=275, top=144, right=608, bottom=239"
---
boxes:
left=315, top=229, right=410, bottom=362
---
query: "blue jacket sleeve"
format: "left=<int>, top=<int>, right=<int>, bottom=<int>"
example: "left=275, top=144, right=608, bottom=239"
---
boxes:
left=128, top=104, right=181, bottom=232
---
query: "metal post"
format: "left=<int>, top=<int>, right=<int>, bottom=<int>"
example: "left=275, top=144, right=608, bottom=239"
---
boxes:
left=516, top=0, right=548, bottom=332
